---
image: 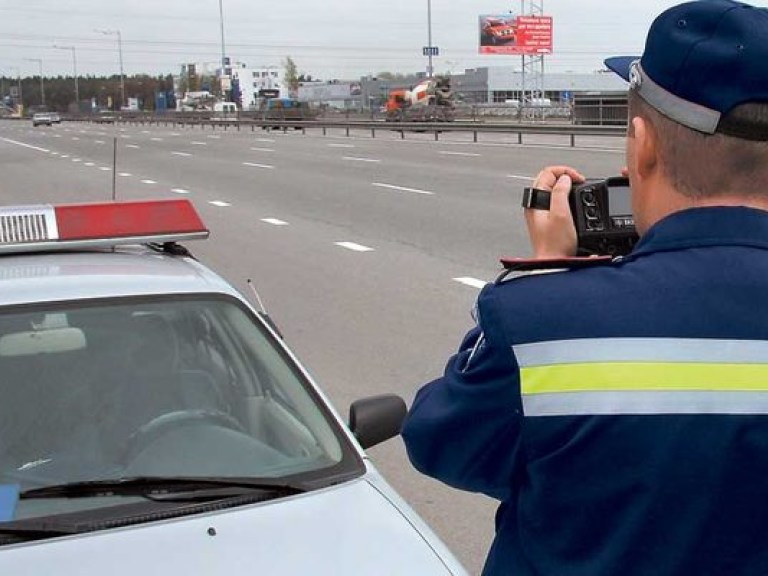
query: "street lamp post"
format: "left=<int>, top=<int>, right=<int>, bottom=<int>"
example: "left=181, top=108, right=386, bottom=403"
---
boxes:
left=218, top=0, right=230, bottom=101
left=96, top=29, right=125, bottom=109
left=24, top=58, right=44, bottom=108
left=426, top=0, right=433, bottom=78
left=53, top=45, right=79, bottom=109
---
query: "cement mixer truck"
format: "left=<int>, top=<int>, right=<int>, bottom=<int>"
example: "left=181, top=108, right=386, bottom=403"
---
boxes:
left=385, top=76, right=455, bottom=122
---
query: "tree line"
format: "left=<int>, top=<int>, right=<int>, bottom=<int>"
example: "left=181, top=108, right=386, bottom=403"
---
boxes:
left=0, top=74, right=176, bottom=112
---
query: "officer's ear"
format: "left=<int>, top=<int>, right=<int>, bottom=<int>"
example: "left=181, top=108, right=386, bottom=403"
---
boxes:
left=631, top=115, right=659, bottom=182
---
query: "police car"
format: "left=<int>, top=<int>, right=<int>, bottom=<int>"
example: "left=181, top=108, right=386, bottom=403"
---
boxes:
left=0, top=199, right=467, bottom=575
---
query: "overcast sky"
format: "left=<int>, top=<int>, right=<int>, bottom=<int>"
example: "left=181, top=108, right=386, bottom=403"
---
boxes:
left=2, top=1, right=768, bottom=80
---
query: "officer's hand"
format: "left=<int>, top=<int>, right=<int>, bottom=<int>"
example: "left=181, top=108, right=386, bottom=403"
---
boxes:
left=524, top=166, right=585, bottom=259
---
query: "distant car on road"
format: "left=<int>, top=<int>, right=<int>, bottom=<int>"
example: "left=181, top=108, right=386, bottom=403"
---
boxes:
left=32, top=112, right=53, bottom=127
left=49, top=112, right=61, bottom=124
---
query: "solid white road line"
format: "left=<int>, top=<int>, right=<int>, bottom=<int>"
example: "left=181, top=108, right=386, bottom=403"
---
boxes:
left=243, top=162, right=274, bottom=169
left=261, top=218, right=288, bottom=226
left=372, top=182, right=435, bottom=196
left=209, top=200, right=231, bottom=207
left=0, top=137, right=50, bottom=153
left=171, top=188, right=191, bottom=194
left=453, top=277, right=488, bottom=289
left=343, top=156, right=380, bottom=163
left=335, top=242, right=374, bottom=252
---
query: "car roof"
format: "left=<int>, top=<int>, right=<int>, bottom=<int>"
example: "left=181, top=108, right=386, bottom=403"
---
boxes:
left=0, top=246, right=239, bottom=307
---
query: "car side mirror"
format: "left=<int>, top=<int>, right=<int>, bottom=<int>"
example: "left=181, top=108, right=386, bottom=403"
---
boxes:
left=348, top=394, right=407, bottom=449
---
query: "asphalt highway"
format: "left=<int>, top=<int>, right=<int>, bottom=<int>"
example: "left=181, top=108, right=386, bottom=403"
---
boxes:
left=0, top=119, right=624, bottom=574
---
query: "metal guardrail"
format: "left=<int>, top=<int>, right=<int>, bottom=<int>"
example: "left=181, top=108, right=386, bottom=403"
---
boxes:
left=47, top=114, right=627, bottom=148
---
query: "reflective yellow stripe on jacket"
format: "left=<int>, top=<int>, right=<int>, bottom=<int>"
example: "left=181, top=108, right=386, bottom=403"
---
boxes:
left=513, top=338, right=768, bottom=416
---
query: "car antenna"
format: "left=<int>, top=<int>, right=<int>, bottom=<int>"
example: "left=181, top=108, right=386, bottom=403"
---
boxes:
left=112, top=137, right=118, bottom=200
left=246, top=279, right=268, bottom=314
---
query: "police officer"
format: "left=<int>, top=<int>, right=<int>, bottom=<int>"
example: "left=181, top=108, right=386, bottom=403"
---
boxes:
left=401, top=1, right=768, bottom=574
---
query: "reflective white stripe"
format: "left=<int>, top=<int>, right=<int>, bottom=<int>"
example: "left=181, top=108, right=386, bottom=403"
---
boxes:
left=513, top=338, right=768, bottom=367
left=524, top=390, right=768, bottom=416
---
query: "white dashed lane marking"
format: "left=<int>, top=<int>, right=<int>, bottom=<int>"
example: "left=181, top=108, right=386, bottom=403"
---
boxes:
left=507, top=173, right=533, bottom=181
left=372, top=182, right=435, bottom=196
left=141, top=179, right=157, bottom=184
left=209, top=200, right=231, bottom=207
left=126, top=144, right=140, bottom=149
left=250, top=147, right=274, bottom=152
left=118, top=172, right=132, bottom=177
left=171, top=151, right=192, bottom=157
left=453, top=277, right=488, bottom=289
left=172, top=188, right=191, bottom=194
left=190, top=141, right=207, bottom=145
left=335, top=242, right=374, bottom=252
left=328, top=143, right=355, bottom=148
left=243, top=162, right=274, bottom=169
left=261, top=218, right=288, bottom=226
left=439, top=151, right=481, bottom=157
left=343, top=156, right=380, bottom=163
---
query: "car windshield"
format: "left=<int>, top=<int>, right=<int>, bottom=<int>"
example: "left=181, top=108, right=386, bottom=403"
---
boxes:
left=0, top=295, right=359, bottom=520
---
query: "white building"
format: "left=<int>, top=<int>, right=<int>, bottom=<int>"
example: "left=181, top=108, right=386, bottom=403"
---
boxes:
left=231, top=64, right=287, bottom=110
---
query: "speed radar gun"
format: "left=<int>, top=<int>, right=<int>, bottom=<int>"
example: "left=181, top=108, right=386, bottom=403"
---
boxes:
left=522, top=177, right=639, bottom=257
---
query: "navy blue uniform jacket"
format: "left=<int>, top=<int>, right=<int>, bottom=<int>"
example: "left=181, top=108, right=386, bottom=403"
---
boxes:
left=402, top=207, right=768, bottom=576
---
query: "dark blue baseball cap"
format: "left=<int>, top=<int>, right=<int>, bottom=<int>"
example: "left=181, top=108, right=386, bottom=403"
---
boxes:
left=604, top=0, right=768, bottom=136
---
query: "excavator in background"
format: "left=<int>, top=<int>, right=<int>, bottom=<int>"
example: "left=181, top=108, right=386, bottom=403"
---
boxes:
left=385, top=76, right=455, bottom=122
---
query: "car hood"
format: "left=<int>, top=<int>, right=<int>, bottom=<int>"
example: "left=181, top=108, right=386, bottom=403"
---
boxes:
left=0, top=478, right=462, bottom=575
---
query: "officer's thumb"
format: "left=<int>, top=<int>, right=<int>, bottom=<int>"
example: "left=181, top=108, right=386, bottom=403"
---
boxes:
left=553, top=174, right=572, bottom=194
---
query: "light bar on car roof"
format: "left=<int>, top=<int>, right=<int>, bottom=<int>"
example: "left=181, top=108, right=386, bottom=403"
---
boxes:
left=0, top=199, right=209, bottom=254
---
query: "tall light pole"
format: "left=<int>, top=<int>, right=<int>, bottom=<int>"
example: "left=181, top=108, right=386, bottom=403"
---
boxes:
left=24, top=58, right=44, bottom=108
left=96, top=29, right=125, bottom=109
left=53, top=45, right=79, bottom=108
left=218, top=0, right=229, bottom=101
left=426, top=0, right=433, bottom=77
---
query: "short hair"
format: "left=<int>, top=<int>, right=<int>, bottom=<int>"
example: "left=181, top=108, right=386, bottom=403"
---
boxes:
left=628, top=90, right=768, bottom=199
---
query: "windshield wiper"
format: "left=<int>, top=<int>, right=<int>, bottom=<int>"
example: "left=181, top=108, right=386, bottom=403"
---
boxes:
left=21, top=476, right=308, bottom=502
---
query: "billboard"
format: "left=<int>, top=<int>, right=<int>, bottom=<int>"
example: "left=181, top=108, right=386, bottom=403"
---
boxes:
left=479, top=14, right=553, bottom=55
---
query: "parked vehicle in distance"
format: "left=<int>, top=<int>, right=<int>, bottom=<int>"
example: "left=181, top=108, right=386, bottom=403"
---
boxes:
left=212, top=101, right=239, bottom=122
left=49, top=113, right=61, bottom=124
left=32, top=112, right=53, bottom=127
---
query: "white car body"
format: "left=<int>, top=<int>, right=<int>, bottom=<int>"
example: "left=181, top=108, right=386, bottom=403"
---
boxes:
left=0, top=201, right=467, bottom=576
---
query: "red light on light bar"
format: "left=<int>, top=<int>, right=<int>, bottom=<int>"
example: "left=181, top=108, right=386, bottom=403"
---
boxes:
left=55, top=199, right=207, bottom=241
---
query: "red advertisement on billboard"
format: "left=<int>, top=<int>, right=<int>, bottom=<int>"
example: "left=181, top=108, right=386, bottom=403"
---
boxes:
left=479, top=14, right=553, bottom=55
